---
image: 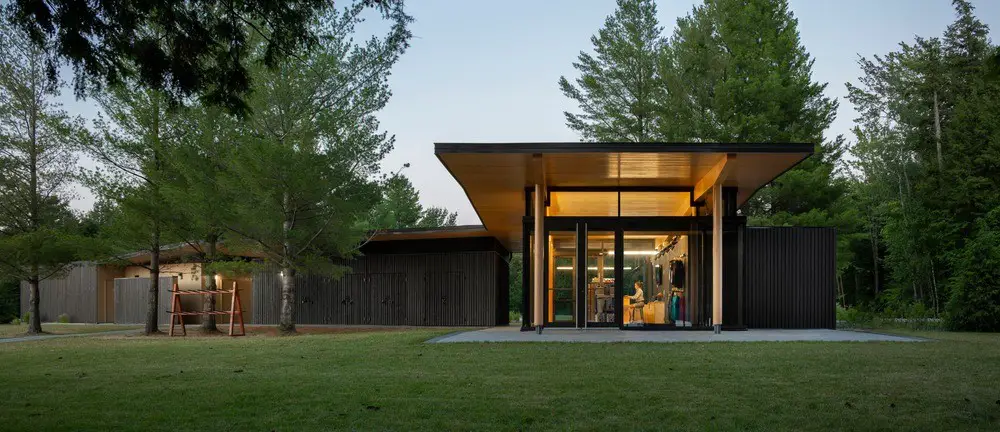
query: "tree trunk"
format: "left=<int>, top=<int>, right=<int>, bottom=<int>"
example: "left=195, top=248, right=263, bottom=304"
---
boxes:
left=201, top=235, right=219, bottom=332
left=27, top=278, right=42, bottom=334
left=278, top=265, right=296, bottom=334
left=145, top=91, right=162, bottom=336
left=144, top=230, right=160, bottom=335
left=934, top=90, right=942, bottom=171
left=929, top=257, right=940, bottom=317
left=26, top=81, right=41, bottom=335
left=278, top=192, right=296, bottom=334
left=869, top=223, right=880, bottom=294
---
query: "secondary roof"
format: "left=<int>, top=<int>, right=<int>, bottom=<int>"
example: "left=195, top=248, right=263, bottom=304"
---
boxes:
left=435, top=142, right=814, bottom=250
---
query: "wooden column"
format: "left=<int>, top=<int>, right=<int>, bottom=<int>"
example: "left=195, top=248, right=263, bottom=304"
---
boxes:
left=712, top=183, right=723, bottom=333
left=532, top=183, right=545, bottom=331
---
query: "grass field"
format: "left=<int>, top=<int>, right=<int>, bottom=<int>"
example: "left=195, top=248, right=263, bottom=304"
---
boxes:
left=0, top=328, right=998, bottom=431
left=0, top=323, right=140, bottom=338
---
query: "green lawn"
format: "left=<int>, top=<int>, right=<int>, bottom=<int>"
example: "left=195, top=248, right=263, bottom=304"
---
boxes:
left=0, top=329, right=998, bottom=431
left=0, top=323, right=140, bottom=338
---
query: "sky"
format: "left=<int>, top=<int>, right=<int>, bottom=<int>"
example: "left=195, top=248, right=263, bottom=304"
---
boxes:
left=60, top=0, right=1000, bottom=225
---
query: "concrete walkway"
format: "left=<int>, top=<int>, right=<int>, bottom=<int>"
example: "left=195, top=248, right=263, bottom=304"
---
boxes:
left=0, top=329, right=141, bottom=344
left=429, top=326, right=924, bottom=343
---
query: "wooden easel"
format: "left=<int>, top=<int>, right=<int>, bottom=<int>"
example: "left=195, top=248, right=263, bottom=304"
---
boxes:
left=167, top=281, right=246, bottom=336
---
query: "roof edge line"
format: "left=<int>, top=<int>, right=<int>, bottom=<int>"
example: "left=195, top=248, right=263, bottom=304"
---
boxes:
left=435, top=142, right=815, bottom=155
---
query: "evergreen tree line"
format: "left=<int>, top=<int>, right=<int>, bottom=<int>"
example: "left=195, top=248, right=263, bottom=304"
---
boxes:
left=559, top=0, right=1000, bottom=331
left=0, top=1, right=458, bottom=335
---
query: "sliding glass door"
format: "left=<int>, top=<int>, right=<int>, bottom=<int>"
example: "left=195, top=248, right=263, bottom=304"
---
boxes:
left=546, top=230, right=577, bottom=326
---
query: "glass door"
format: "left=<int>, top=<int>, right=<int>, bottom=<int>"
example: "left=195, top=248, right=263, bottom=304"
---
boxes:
left=584, top=230, right=616, bottom=327
left=621, top=230, right=692, bottom=328
left=546, top=230, right=577, bottom=326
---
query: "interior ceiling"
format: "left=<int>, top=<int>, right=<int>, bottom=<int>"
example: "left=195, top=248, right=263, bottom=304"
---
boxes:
left=550, top=191, right=691, bottom=217
left=436, top=145, right=811, bottom=251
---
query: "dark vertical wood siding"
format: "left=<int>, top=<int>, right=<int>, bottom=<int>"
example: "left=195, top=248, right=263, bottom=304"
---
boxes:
left=20, top=263, right=98, bottom=323
left=722, top=221, right=743, bottom=327
left=113, top=277, right=175, bottom=325
left=252, top=250, right=507, bottom=326
left=744, top=227, right=836, bottom=329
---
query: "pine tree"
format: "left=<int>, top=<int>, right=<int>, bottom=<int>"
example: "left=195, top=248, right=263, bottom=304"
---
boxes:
left=84, top=83, right=184, bottom=335
left=376, top=173, right=423, bottom=229
left=218, top=3, right=411, bottom=333
left=160, top=106, right=242, bottom=332
left=373, top=172, right=460, bottom=229
left=559, top=0, right=666, bottom=142
left=664, top=0, right=836, bottom=145
left=0, top=20, right=92, bottom=334
left=418, top=207, right=458, bottom=228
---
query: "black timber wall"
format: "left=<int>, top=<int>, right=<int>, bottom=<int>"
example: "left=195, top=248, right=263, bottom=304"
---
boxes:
left=20, top=262, right=98, bottom=323
left=252, top=237, right=510, bottom=326
left=744, top=227, right=836, bottom=329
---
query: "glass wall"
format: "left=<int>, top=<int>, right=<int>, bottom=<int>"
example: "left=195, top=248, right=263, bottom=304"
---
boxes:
left=585, top=231, right=615, bottom=325
left=622, top=231, right=690, bottom=327
left=547, top=231, right=576, bottom=325
left=548, top=191, right=692, bottom=217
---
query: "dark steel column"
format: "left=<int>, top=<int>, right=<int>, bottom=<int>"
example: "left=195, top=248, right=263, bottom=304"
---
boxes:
left=614, top=228, right=624, bottom=329
left=521, top=188, right=532, bottom=331
left=575, top=222, right=586, bottom=328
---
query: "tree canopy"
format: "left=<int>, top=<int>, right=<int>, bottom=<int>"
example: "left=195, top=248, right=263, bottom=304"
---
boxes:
left=560, top=0, right=1000, bottom=331
left=5, top=0, right=409, bottom=115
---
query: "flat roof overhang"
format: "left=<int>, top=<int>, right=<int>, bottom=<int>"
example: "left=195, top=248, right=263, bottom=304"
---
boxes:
left=435, top=142, right=814, bottom=250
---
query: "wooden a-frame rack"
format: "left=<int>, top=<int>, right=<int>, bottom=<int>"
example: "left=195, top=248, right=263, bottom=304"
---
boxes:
left=167, top=281, right=246, bottom=336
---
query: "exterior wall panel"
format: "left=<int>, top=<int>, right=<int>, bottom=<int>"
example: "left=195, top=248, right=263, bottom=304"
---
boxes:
left=20, top=263, right=98, bottom=323
left=744, top=227, right=836, bottom=329
left=113, top=277, right=175, bottom=325
left=251, top=248, right=508, bottom=327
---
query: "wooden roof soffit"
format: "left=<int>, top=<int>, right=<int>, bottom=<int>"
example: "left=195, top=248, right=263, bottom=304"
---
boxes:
left=528, top=153, right=545, bottom=186
left=693, top=153, right=737, bottom=203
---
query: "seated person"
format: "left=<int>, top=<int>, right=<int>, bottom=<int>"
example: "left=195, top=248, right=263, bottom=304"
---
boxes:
left=626, top=281, right=646, bottom=320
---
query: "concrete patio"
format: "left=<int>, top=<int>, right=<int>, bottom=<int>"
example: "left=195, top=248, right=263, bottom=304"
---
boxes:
left=429, top=326, right=925, bottom=343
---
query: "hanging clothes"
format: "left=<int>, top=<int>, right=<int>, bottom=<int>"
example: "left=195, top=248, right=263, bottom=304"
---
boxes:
left=670, top=260, right=686, bottom=288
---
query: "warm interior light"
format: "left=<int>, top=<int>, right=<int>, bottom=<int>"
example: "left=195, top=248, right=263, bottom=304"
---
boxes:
left=556, top=266, right=632, bottom=271
left=605, top=250, right=658, bottom=256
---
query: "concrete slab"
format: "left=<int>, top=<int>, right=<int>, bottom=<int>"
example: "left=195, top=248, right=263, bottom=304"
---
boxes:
left=428, top=326, right=925, bottom=343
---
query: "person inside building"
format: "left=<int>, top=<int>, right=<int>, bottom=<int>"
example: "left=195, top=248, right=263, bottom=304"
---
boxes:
left=627, top=280, right=645, bottom=322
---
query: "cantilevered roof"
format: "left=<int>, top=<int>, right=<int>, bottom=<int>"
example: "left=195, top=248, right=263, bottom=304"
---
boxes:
left=435, top=142, right=814, bottom=250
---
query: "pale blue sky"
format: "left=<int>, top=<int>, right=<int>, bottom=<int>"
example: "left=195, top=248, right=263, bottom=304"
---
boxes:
left=62, top=0, right=1000, bottom=224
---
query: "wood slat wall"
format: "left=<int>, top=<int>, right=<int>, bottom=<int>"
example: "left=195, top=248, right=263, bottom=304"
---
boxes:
left=252, top=251, right=508, bottom=327
left=743, top=227, right=836, bottom=329
left=113, top=277, right=176, bottom=325
left=20, top=263, right=98, bottom=323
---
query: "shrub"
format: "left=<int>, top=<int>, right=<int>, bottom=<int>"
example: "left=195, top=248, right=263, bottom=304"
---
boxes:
left=10, top=317, right=21, bottom=325
left=0, top=278, right=18, bottom=323
left=945, top=208, right=1000, bottom=331
left=508, top=310, right=521, bottom=323
left=836, top=305, right=876, bottom=329
left=57, top=313, right=70, bottom=323
left=21, top=311, right=30, bottom=323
